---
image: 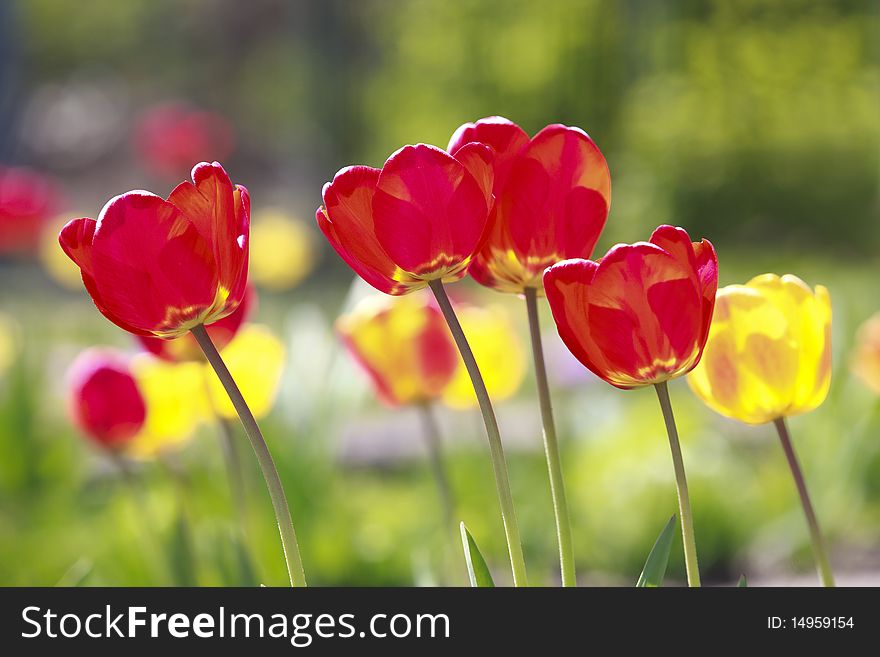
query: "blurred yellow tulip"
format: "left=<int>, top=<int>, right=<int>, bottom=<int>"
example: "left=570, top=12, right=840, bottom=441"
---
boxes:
left=205, top=324, right=286, bottom=419
left=40, top=216, right=84, bottom=289
left=851, top=312, right=880, bottom=395
left=127, top=355, right=210, bottom=458
left=248, top=209, right=316, bottom=291
left=688, top=274, right=832, bottom=425
left=0, top=312, right=19, bottom=377
left=442, top=304, right=526, bottom=410
left=337, top=293, right=458, bottom=406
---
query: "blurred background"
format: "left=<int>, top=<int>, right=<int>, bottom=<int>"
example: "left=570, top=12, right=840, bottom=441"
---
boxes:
left=0, top=0, right=878, bottom=586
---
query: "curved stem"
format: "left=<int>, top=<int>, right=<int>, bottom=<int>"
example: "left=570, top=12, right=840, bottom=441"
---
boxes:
left=654, top=382, right=700, bottom=587
left=192, top=324, right=306, bottom=587
left=773, top=418, right=835, bottom=587
left=524, top=287, right=576, bottom=587
left=429, top=280, right=528, bottom=586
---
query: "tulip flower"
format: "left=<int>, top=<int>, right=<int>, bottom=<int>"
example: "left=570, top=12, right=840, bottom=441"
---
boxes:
left=59, top=162, right=249, bottom=338
left=448, top=116, right=610, bottom=294
left=134, top=102, right=235, bottom=179
left=40, top=216, right=87, bottom=289
left=318, top=143, right=529, bottom=585
left=204, top=324, right=286, bottom=421
left=449, top=115, right=610, bottom=585
left=136, top=286, right=254, bottom=362
left=67, top=349, right=146, bottom=450
left=249, top=209, right=317, bottom=291
left=317, top=143, right=493, bottom=295
left=337, top=293, right=458, bottom=407
left=544, top=225, right=718, bottom=586
left=1, top=166, right=62, bottom=255
left=688, top=274, right=835, bottom=586
left=0, top=312, right=17, bottom=379
left=442, top=304, right=525, bottom=410
left=337, top=292, right=459, bottom=545
left=60, top=162, right=305, bottom=587
left=851, top=312, right=880, bottom=396
left=126, top=357, right=210, bottom=458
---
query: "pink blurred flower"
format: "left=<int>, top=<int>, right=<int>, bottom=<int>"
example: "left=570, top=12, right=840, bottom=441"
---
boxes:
left=133, top=102, right=235, bottom=179
left=67, top=349, right=146, bottom=449
left=0, top=166, right=63, bottom=255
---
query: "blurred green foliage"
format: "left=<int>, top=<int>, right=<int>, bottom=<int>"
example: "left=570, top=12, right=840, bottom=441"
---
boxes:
left=13, top=0, right=879, bottom=252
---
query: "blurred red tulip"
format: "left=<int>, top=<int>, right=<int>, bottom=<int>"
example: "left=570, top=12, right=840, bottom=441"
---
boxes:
left=448, top=116, right=610, bottom=294
left=59, top=162, right=249, bottom=338
left=316, top=143, right=494, bottom=295
left=133, top=102, right=235, bottom=179
left=544, top=225, right=717, bottom=389
left=68, top=349, right=146, bottom=449
left=337, top=293, right=458, bottom=406
left=137, top=285, right=254, bottom=361
left=0, top=166, right=63, bottom=255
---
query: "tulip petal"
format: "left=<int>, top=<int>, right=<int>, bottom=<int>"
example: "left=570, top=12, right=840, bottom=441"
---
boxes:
left=167, top=162, right=245, bottom=296
left=545, top=240, right=704, bottom=388
left=448, top=116, right=530, bottom=194
left=318, top=165, right=422, bottom=295
left=373, top=144, right=489, bottom=279
left=484, top=125, right=609, bottom=290
left=89, top=192, right=218, bottom=336
left=543, top=258, right=606, bottom=380
left=60, top=217, right=154, bottom=337
left=451, top=141, right=495, bottom=208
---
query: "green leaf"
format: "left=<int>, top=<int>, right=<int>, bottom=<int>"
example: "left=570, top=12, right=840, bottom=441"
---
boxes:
left=460, top=522, right=494, bottom=587
left=636, top=515, right=676, bottom=587
left=737, top=574, right=748, bottom=587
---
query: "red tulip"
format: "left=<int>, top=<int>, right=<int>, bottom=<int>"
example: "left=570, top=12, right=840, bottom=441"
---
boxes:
left=316, top=143, right=494, bottom=295
left=0, top=166, right=63, bottom=255
left=137, top=285, right=254, bottom=361
left=543, top=225, right=717, bottom=389
left=134, top=102, right=235, bottom=179
left=68, top=349, right=146, bottom=449
left=448, top=116, right=610, bottom=293
left=59, top=162, right=249, bottom=338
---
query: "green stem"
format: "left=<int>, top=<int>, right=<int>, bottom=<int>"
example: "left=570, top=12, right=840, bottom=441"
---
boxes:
left=429, top=280, right=528, bottom=586
left=217, top=414, right=249, bottom=529
left=773, top=418, right=835, bottom=587
left=654, top=381, right=701, bottom=587
left=192, top=324, right=306, bottom=587
left=524, top=287, right=576, bottom=587
left=417, top=401, right=455, bottom=532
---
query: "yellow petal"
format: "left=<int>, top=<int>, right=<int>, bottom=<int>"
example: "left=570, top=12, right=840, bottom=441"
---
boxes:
left=206, top=324, right=286, bottom=419
left=852, top=312, right=880, bottom=395
left=248, top=209, right=316, bottom=291
left=40, top=216, right=86, bottom=290
left=688, top=274, right=831, bottom=424
left=442, top=304, right=526, bottom=410
left=0, top=312, right=19, bottom=377
left=336, top=293, right=457, bottom=406
left=127, top=355, right=211, bottom=458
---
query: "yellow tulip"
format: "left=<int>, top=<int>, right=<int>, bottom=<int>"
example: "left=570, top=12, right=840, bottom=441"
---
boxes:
left=248, top=209, right=316, bottom=291
left=851, top=313, right=880, bottom=395
left=127, top=355, right=210, bottom=458
left=0, top=312, right=17, bottom=377
left=40, top=216, right=84, bottom=289
left=205, top=324, right=286, bottom=419
left=688, top=274, right=832, bottom=425
left=337, top=293, right=458, bottom=406
left=442, top=304, right=526, bottom=410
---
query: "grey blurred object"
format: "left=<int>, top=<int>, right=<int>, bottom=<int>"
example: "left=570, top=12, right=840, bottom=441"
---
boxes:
left=18, top=75, right=130, bottom=169
left=0, top=0, right=23, bottom=159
